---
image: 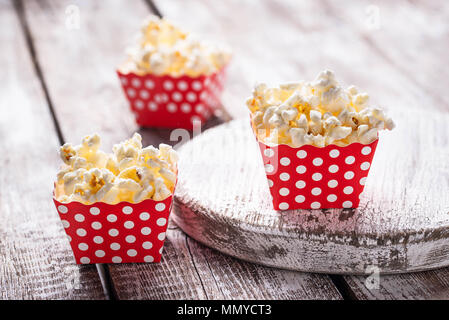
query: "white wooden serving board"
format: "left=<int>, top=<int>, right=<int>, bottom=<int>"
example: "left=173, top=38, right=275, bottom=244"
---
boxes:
left=173, top=118, right=449, bottom=275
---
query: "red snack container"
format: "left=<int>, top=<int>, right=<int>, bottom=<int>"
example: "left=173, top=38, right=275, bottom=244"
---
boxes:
left=252, top=126, right=379, bottom=210
left=53, top=194, right=174, bottom=264
left=117, top=67, right=227, bottom=130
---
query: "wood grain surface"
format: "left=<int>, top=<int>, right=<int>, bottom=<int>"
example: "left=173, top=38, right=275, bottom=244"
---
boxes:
left=18, top=0, right=342, bottom=300
left=0, top=0, right=105, bottom=299
left=174, top=116, right=449, bottom=274
left=2, top=0, right=448, bottom=299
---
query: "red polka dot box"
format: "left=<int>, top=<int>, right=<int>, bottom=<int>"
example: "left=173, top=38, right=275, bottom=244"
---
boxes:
left=255, top=132, right=379, bottom=211
left=52, top=195, right=173, bottom=264
left=117, top=67, right=227, bottom=130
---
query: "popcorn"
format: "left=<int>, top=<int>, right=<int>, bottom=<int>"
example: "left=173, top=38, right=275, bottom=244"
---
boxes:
left=120, top=15, right=231, bottom=77
left=247, top=70, right=395, bottom=147
left=55, top=133, right=178, bottom=204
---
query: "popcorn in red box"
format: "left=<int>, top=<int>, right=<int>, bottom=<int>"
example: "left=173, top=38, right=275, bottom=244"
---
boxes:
left=53, top=133, right=177, bottom=263
left=247, top=70, right=394, bottom=210
left=118, top=15, right=231, bottom=129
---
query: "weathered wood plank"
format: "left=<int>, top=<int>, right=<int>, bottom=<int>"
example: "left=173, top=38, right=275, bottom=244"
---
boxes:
left=0, top=0, right=105, bottom=299
left=21, top=0, right=341, bottom=299
left=343, top=269, right=449, bottom=300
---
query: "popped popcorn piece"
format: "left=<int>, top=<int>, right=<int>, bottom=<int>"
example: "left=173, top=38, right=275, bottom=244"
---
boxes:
left=121, top=15, right=231, bottom=77
left=55, top=133, right=178, bottom=204
left=247, top=70, right=395, bottom=147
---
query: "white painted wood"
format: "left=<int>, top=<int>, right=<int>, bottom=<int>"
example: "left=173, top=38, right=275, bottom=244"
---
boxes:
left=174, top=117, right=449, bottom=275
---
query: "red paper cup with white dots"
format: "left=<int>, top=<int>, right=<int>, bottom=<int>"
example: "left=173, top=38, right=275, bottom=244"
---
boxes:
left=253, top=129, right=379, bottom=210
left=117, top=67, right=227, bottom=130
left=53, top=195, right=174, bottom=264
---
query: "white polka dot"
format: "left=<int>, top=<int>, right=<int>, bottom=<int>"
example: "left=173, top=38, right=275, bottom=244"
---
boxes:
left=265, top=164, right=274, bottom=173
left=181, top=103, right=192, bottom=113
left=163, top=80, right=174, bottom=90
left=345, top=156, right=355, bottom=165
left=108, top=229, right=119, bottom=237
left=57, top=205, right=68, bottom=214
left=280, top=157, right=291, bottom=166
left=95, top=250, right=105, bottom=258
left=295, top=195, right=305, bottom=203
left=195, top=103, right=205, bottom=113
left=343, top=201, right=353, bottom=208
left=159, top=247, right=164, bottom=254
left=279, top=173, right=290, bottom=181
left=144, top=255, right=154, bottom=262
left=122, top=206, right=133, bottom=214
left=296, top=165, right=306, bottom=174
left=126, top=235, right=136, bottom=243
left=327, top=194, right=337, bottom=202
left=192, top=81, right=202, bottom=91
left=186, top=92, right=197, bottom=102
left=112, top=256, right=122, bottom=263
left=131, top=78, right=141, bottom=87
left=127, top=249, right=137, bottom=257
left=313, top=157, right=323, bottom=166
left=156, top=218, right=167, bottom=226
left=93, top=236, right=103, bottom=244
left=312, top=173, right=322, bottom=181
left=78, top=243, right=88, bottom=251
left=91, top=222, right=102, bottom=230
left=157, top=232, right=166, bottom=241
left=279, top=188, right=290, bottom=196
left=172, top=92, right=182, bottom=102
left=124, top=221, right=134, bottom=229
left=267, top=179, right=274, bottom=187
left=120, top=77, right=128, bottom=85
left=344, top=171, right=355, bottom=180
left=311, top=187, right=322, bottom=196
left=167, top=102, right=177, bottom=113
left=135, top=100, right=144, bottom=109
left=76, top=228, right=87, bottom=237
left=360, top=177, right=367, bottom=185
left=278, top=202, right=289, bottom=210
left=329, top=149, right=340, bottom=158
left=140, top=212, right=150, bottom=221
left=296, top=180, right=306, bottom=189
left=361, top=146, right=372, bottom=155
left=343, top=186, right=354, bottom=194
left=127, top=88, right=136, bottom=97
left=67, top=235, right=72, bottom=242
left=142, top=241, right=153, bottom=249
left=140, top=90, right=150, bottom=99
left=264, top=149, right=275, bottom=157
left=328, top=180, right=338, bottom=188
left=148, top=101, right=158, bottom=111
left=311, top=202, right=321, bottom=209
left=107, top=214, right=117, bottom=222
left=90, top=207, right=100, bottom=215
left=80, top=257, right=90, bottom=264
left=178, top=81, right=188, bottom=91
left=361, top=162, right=371, bottom=170
left=110, top=243, right=120, bottom=250
left=141, top=227, right=151, bottom=235
left=61, top=220, right=70, bottom=228
left=297, top=150, right=307, bottom=159
left=145, top=80, right=154, bottom=89
left=74, top=214, right=85, bottom=222
left=328, top=164, right=339, bottom=173
left=155, top=203, right=166, bottom=212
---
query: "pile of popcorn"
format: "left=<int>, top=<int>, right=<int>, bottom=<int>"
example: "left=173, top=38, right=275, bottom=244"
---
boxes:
left=55, top=133, right=178, bottom=204
left=121, top=15, right=231, bottom=77
left=247, top=70, right=395, bottom=147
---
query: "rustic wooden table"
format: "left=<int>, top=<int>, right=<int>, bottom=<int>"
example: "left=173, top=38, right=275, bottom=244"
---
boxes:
left=1, top=0, right=448, bottom=300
